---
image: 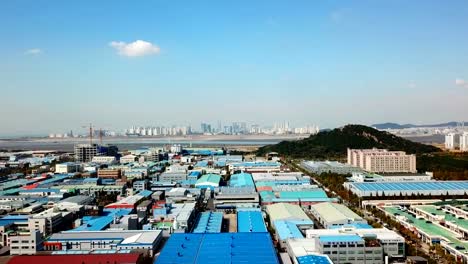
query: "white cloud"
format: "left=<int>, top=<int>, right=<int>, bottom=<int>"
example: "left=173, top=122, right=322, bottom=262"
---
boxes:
left=408, top=81, right=416, bottom=88
left=455, top=78, right=468, bottom=88
left=109, top=40, right=160, bottom=57
left=24, top=48, right=42, bottom=55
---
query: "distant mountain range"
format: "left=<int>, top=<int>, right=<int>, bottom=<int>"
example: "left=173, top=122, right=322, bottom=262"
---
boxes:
left=372, top=122, right=468, bottom=130
left=257, top=124, right=440, bottom=159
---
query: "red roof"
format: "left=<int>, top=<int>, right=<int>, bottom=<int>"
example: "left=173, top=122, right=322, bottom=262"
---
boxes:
left=7, top=253, right=141, bottom=264
left=22, top=183, right=39, bottom=190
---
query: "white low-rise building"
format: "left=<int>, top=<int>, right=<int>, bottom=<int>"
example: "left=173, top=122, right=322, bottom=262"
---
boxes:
left=44, top=230, right=162, bottom=256
left=91, top=156, right=117, bottom=164
left=55, top=162, right=81, bottom=174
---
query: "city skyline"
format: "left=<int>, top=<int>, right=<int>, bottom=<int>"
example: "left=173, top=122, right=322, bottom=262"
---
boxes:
left=1, top=0, right=468, bottom=136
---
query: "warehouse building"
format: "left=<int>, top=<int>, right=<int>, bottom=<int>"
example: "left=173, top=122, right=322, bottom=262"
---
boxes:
left=192, top=212, right=223, bottom=233
left=266, top=203, right=311, bottom=223
left=301, top=160, right=363, bottom=175
left=154, top=233, right=279, bottom=264
left=266, top=203, right=315, bottom=248
left=305, top=227, right=406, bottom=259
left=237, top=210, right=267, bottom=233
left=195, top=174, right=221, bottom=189
left=350, top=172, right=433, bottom=183
left=344, top=181, right=468, bottom=197
left=284, top=237, right=337, bottom=264
left=286, top=234, right=385, bottom=264
left=309, top=202, right=367, bottom=229
left=213, top=187, right=259, bottom=209
left=44, top=230, right=162, bottom=256
left=229, top=172, right=254, bottom=188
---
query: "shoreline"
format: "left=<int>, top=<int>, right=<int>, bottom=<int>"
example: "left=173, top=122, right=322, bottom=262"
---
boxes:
left=0, top=134, right=307, bottom=152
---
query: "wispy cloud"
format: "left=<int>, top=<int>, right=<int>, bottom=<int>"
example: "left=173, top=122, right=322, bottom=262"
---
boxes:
left=109, top=40, right=160, bottom=57
left=455, top=78, right=468, bottom=88
left=24, top=48, right=42, bottom=55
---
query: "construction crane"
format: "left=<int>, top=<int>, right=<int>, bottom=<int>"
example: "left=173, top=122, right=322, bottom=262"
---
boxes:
left=81, top=123, right=113, bottom=146
left=80, top=123, right=94, bottom=145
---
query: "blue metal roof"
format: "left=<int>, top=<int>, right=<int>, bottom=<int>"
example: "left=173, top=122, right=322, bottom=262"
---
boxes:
left=71, top=209, right=131, bottom=231
left=297, top=255, right=333, bottom=264
left=192, top=212, right=223, bottom=233
left=195, top=161, right=209, bottom=167
left=138, top=190, right=153, bottom=198
left=0, top=215, right=29, bottom=227
left=351, top=181, right=468, bottom=191
left=319, top=234, right=363, bottom=243
left=237, top=211, right=267, bottom=232
left=154, top=233, right=279, bottom=264
left=229, top=172, right=254, bottom=188
left=188, top=171, right=201, bottom=178
left=273, top=219, right=313, bottom=240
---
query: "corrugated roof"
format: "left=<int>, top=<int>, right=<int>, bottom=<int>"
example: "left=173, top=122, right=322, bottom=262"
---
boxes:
left=229, top=172, right=254, bottom=188
left=195, top=174, right=221, bottom=186
left=274, top=220, right=304, bottom=240
left=266, top=203, right=311, bottom=222
left=154, top=233, right=279, bottom=264
left=297, top=254, right=333, bottom=264
left=237, top=211, right=267, bottom=232
left=192, top=212, right=223, bottom=233
left=310, top=202, right=364, bottom=224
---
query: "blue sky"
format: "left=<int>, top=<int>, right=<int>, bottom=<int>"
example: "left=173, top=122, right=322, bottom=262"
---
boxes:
left=1, top=0, right=468, bottom=135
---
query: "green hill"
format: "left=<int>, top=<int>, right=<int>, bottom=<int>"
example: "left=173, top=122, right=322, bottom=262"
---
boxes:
left=257, top=124, right=441, bottom=159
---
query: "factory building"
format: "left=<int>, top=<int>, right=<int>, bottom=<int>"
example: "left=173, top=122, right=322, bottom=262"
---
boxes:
left=154, top=233, right=279, bottom=264
left=213, top=187, right=259, bottom=209
left=44, top=230, right=163, bottom=256
left=350, top=172, right=433, bottom=183
left=229, top=172, right=254, bottom=188
left=266, top=203, right=314, bottom=248
left=309, top=202, right=367, bottom=229
left=192, top=212, right=223, bottom=233
left=305, top=227, right=406, bottom=260
left=237, top=210, right=267, bottom=233
left=344, top=181, right=468, bottom=197
left=195, top=174, right=221, bottom=189
left=301, top=161, right=363, bottom=175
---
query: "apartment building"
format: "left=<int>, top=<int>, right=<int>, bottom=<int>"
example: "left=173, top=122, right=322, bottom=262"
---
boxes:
left=347, top=148, right=416, bottom=173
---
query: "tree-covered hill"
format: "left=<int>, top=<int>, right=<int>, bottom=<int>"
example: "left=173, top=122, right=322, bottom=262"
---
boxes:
left=257, top=124, right=441, bottom=159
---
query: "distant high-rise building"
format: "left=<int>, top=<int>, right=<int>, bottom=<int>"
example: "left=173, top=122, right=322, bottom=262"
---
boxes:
left=445, top=133, right=459, bottom=150
left=460, top=132, right=468, bottom=152
left=201, top=123, right=212, bottom=134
